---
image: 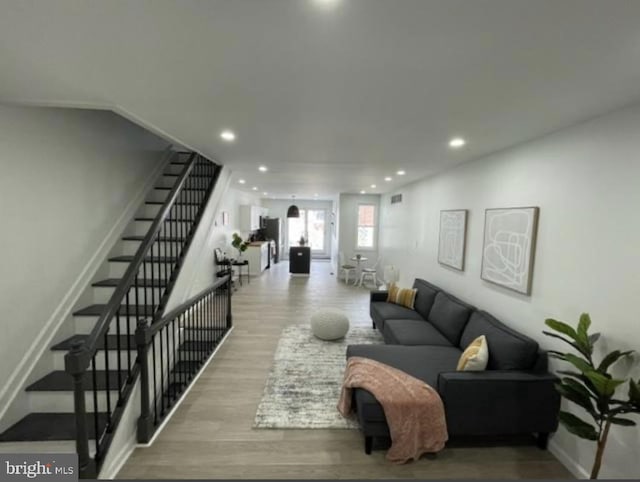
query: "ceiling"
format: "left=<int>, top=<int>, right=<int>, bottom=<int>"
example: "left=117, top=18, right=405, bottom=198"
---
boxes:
left=2, top=0, right=640, bottom=199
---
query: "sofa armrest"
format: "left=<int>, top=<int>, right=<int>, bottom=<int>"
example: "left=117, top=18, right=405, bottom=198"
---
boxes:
left=437, top=371, right=560, bottom=436
left=370, top=290, right=388, bottom=303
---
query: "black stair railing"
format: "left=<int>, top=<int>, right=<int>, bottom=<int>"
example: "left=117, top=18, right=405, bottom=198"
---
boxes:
left=65, top=152, right=221, bottom=478
left=136, top=275, right=232, bottom=443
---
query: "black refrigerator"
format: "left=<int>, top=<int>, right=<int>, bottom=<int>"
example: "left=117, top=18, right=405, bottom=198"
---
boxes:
left=264, top=218, right=282, bottom=264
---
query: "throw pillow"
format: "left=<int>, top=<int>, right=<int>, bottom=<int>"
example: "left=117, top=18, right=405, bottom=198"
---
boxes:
left=457, top=335, right=489, bottom=371
left=386, top=283, right=417, bottom=310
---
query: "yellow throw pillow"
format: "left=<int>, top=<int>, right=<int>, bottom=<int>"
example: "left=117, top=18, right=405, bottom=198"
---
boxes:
left=457, top=335, right=489, bottom=371
left=386, top=283, right=417, bottom=310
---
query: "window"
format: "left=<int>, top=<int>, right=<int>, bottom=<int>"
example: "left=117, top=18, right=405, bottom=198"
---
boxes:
left=357, top=204, right=376, bottom=249
left=287, top=209, right=328, bottom=253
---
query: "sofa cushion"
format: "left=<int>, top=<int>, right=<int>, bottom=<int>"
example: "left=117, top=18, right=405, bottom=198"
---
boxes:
left=387, top=283, right=418, bottom=310
left=460, top=311, right=539, bottom=370
left=346, top=344, right=461, bottom=422
left=370, top=301, right=424, bottom=331
left=383, top=319, right=452, bottom=346
left=412, top=279, right=441, bottom=320
left=427, top=292, right=474, bottom=345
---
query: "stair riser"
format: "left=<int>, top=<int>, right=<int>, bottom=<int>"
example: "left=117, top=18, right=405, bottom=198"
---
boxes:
left=53, top=350, right=137, bottom=371
left=156, top=176, right=178, bottom=189
left=74, top=315, right=140, bottom=335
left=28, top=390, right=120, bottom=413
left=119, top=240, right=185, bottom=257
left=130, top=219, right=195, bottom=236
left=108, top=261, right=175, bottom=279
left=92, top=285, right=166, bottom=304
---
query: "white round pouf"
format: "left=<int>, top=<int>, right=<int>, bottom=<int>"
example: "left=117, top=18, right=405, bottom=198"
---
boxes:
left=310, top=309, right=350, bottom=340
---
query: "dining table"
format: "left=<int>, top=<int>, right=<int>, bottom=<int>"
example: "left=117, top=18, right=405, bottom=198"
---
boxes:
left=350, top=256, right=369, bottom=285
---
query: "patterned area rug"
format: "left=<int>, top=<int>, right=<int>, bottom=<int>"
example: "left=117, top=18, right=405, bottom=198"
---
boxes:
left=253, top=324, right=383, bottom=429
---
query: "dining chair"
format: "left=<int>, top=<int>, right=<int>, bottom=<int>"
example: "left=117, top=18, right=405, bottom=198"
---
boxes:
left=358, top=256, right=382, bottom=287
left=339, top=252, right=357, bottom=285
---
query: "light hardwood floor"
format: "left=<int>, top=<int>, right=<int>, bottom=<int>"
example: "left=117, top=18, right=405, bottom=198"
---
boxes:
left=117, top=261, right=572, bottom=479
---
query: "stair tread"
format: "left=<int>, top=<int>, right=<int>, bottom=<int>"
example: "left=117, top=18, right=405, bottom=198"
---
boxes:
left=51, top=334, right=136, bottom=351
left=109, top=255, right=179, bottom=263
left=73, top=304, right=155, bottom=317
left=0, top=413, right=108, bottom=442
left=26, top=370, right=128, bottom=392
left=134, top=217, right=193, bottom=222
left=145, top=201, right=201, bottom=206
left=154, top=186, right=207, bottom=191
left=122, top=235, right=186, bottom=242
left=163, top=173, right=211, bottom=178
left=92, top=278, right=168, bottom=288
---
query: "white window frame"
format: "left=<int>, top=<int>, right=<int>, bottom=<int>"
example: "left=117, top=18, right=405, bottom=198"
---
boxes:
left=355, top=203, right=377, bottom=251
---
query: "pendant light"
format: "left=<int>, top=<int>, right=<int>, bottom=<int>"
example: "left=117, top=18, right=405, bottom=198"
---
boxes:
left=287, top=195, right=300, bottom=218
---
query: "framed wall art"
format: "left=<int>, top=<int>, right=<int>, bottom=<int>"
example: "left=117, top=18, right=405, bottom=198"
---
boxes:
left=481, top=206, right=539, bottom=295
left=438, top=209, right=468, bottom=271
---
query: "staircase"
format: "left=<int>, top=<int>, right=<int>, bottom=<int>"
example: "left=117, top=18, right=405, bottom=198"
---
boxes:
left=0, top=151, right=222, bottom=474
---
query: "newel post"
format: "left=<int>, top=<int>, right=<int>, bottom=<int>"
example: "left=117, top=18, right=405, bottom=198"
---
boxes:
left=136, top=318, right=154, bottom=443
left=64, top=341, right=96, bottom=479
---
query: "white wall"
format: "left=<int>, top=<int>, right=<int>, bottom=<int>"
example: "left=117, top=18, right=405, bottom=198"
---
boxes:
left=378, top=102, right=640, bottom=478
left=260, top=199, right=335, bottom=259
left=338, top=193, right=381, bottom=267
left=0, top=105, right=168, bottom=395
left=165, top=171, right=263, bottom=307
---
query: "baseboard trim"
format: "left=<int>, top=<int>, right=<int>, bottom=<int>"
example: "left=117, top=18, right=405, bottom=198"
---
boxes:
left=549, top=438, right=589, bottom=479
left=0, top=148, right=173, bottom=431
left=136, top=326, right=235, bottom=448
left=98, top=432, right=137, bottom=480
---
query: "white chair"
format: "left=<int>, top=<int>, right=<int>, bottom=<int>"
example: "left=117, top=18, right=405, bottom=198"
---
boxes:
left=339, top=252, right=357, bottom=285
left=358, top=257, right=381, bottom=287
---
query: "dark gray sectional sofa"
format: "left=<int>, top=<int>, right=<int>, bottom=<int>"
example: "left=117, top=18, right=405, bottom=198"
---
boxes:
left=347, top=278, right=560, bottom=455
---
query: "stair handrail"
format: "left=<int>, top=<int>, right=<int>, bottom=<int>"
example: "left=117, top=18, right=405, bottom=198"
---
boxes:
left=66, top=152, right=197, bottom=372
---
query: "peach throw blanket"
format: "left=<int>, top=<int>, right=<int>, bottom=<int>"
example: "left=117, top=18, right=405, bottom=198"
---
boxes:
left=338, top=356, right=448, bottom=463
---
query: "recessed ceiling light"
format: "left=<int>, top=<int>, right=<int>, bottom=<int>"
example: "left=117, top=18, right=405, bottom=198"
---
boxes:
left=313, top=0, right=340, bottom=8
left=384, top=177, right=392, bottom=182
left=449, top=137, right=466, bottom=148
left=263, top=192, right=268, bottom=196
left=396, top=170, right=406, bottom=176
left=238, top=179, right=246, bottom=184
left=314, top=193, right=319, bottom=197
left=360, top=190, right=366, bottom=194
left=258, top=165, right=268, bottom=172
left=371, top=184, right=377, bottom=189
left=220, top=130, right=236, bottom=142
left=252, top=186, right=258, bottom=191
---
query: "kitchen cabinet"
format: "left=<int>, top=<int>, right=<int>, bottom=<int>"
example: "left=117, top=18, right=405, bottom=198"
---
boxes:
left=239, top=205, right=269, bottom=231
left=245, top=242, right=270, bottom=275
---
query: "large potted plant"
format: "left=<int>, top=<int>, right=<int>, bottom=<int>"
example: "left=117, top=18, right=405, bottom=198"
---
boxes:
left=543, top=314, right=639, bottom=479
left=231, top=232, right=249, bottom=260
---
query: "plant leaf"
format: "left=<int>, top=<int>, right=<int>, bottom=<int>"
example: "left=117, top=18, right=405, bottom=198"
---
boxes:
left=543, top=331, right=591, bottom=358
left=562, top=377, right=597, bottom=400
left=576, top=313, right=592, bottom=353
left=545, top=319, right=579, bottom=342
left=556, top=382, right=597, bottom=418
left=559, top=411, right=599, bottom=440
left=557, top=370, right=600, bottom=397
left=609, top=417, right=636, bottom=426
left=564, top=353, right=595, bottom=374
left=597, top=350, right=634, bottom=374
left=589, top=333, right=601, bottom=345
left=584, top=371, right=626, bottom=398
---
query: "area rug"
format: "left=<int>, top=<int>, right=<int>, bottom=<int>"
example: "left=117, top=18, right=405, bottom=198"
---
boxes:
left=253, top=324, right=383, bottom=429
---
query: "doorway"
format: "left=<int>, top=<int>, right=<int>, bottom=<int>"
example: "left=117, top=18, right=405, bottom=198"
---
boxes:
left=287, top=209, right=329, bottom=258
